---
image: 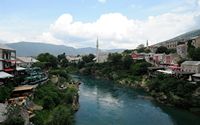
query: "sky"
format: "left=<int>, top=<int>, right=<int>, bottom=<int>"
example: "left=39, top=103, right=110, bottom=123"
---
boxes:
left=0, top=0, right=200, bottom=49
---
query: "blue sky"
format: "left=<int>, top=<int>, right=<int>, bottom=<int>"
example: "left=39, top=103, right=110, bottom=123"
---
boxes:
left=0, top=0, right=200, bottom=49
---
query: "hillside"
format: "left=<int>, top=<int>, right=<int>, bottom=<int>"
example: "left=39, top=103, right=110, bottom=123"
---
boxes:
left=166, top=29, right=200, bottom=42
left=6, top=42, right=124, bottom=56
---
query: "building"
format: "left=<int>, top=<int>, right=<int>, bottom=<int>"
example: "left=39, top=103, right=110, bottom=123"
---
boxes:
left=16, top=56, right=38, bottom=68
left=0, top=44, right=16, bottom=84
left=152, top=54, right=165, bottom=64
left=0, top=44, right=16, bottom=73
left=66, top=55, right=82, bottom=63
left=176, top=43, right=188, bottom=58
left=163, top=54, right=180, bottom=65
left=94, top=38, right=109, bottom=63
left=131, top=53, right=145, bottom=60
left=191, top=36, right=200, bottom=48
left=97, top=52, right=109, bottom=63
left=181, top=61, right=200, bottom=73
left=149, top=45, right=158, bottom=53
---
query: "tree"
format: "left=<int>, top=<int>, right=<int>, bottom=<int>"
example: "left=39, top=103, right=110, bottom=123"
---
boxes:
left=47, top=106, right=74, bottom=125
left=131, top=61, right=151, bottom=76
left=107, top=53, right=122, bottom=64
left=137, top=44, right=145, bottom=49
left=123, top=49, right=133, bottom=55
left=156, top=46, right=169, bottom=54
left=0, top=84, right=13, bottom=102
left=82, top=54, right=95, bottom=63
left=58, top=53, right=69, bottom=67
left=189, top=47, right=200, bottom=61
left=122, top=55, right=133, bottom=69
left=37, top=53, right=58, bottom=68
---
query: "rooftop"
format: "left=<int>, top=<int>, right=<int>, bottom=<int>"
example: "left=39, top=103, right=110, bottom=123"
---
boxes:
left=193, top=74, right=200, bottom=77
left=181, top=61, right=200, bottom=66
left=17, top=56, right=39, bottom=63
left=13, top=85, right=37, bottom=92
left=0, top=71, right=13, bottom=79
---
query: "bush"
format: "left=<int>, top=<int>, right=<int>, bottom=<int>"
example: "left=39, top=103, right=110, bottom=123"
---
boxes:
left=0, top=84, right=13, bottom=102
left=47, top=106, right=74, bottom=125
left=3, top=116, right=24, bottom=125
left=131, top=61, right=151, bottom=76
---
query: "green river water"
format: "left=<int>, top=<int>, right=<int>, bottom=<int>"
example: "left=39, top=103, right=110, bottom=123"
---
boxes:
left=73, top=75, right=200, bottom=125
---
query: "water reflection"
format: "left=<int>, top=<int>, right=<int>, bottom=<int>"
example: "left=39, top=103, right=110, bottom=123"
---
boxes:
left=74, top=75, right=200, bottom=125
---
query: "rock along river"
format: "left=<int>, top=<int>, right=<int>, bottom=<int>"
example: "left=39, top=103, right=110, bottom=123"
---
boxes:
left=72, top=75, right=200, bottom=125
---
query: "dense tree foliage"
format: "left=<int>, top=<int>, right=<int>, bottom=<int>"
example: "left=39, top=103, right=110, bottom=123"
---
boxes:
left=32, top=81, right=77, bottom=125
left=147, top=74, right=200, bottom=107
left=188, top=47, right=200, bottom=61
left=78, top=51, right=151, bottom=85
left=82, top=54, right=95, bottom=63
left=156, top=46, right=176, bottom=54
left=0, top=84, right=13, bottom=102
left=57, top=53, right=69, bottom=67
left=47, top=106, right=74, bottom=125
left=131, top=61, right=151, bottom=76
left=156, top=46, right=168, bottom=54
left=37, top=53, right=58, bottom=68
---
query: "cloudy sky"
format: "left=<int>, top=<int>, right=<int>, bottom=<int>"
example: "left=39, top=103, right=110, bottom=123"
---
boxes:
left=0, top=0, right=200, bottom=49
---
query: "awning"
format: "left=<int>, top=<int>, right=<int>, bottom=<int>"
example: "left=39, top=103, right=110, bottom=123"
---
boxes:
left=193, top=74, right=200, bottom=78
left=157, top=70, right=174, bottom=74
left=16, top=67, right=26, bottom=71
left=13, top=85, right=37, bottom=92
left=0, top=71, right=13, bottom=79
left=4, top=68, right=14, bottom=72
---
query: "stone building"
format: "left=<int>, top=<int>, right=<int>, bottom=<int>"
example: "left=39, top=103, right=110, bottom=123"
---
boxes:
left=181, top=61, right=200, bottom=73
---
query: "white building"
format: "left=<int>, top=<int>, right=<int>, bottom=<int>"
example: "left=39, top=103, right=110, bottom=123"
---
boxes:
left=94, top=38, right=108, bottom=63
left=181, top=61, right=200, bottom=73
left=66, top=55, right=82, bottom=63
left=16, top=56, right=39, bottom=68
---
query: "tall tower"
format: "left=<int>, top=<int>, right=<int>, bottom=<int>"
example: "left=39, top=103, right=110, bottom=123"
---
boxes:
left=96, top=37, right=99, bottom=63
left=146, top=40, right=149, bottom=48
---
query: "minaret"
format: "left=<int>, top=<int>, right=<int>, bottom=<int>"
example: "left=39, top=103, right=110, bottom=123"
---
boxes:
left=96, top=37, right=99, bottom=63
left=146, top=40, right=149, bottom=48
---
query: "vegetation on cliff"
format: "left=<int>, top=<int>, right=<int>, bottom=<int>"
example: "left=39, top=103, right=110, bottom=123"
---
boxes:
left=77, top=52, right=151, bottom=86
left=30, top=53, right=79, bottom=125
left=147, top=74, right=200, bottom=110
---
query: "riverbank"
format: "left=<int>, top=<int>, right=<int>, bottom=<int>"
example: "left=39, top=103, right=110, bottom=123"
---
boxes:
left=74, top=75, right=200, bottom=125
left=30, top=70, right=80, bottom=125
left=78, top=65, right=200, bottom=115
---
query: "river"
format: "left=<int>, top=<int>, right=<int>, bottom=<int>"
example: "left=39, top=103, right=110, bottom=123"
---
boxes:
left=72, top=75, right=200, bottom=125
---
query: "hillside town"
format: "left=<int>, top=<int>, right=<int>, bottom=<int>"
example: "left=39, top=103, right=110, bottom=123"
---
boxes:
left=131, top=35, right=200, bottom=83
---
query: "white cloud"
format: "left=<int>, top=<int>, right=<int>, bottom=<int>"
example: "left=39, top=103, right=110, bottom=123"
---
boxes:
left=0, top=0, right=200, bottom=49
left=40, top=11, right=200, bottom=49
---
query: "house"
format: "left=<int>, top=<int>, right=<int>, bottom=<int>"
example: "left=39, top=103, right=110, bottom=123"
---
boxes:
left=0, top=44, right=16, bottom=85
left=191, top=36, right=200, bottom=48
left=181, top=61, right=200, bottom=73
left=152, top=53, right=165, bottom=65
left=16, top=56, right=38, bottom=68
left=66, top=55, right=82, bottom=63
left=176, top=43, right=188, bottom=58
left=163, top=54, right=180, bottom=65
left=0, top=44, right=16, bottom=73
left=131, top=53, right=145, bottom=60
left=192, top=74, right=200, bottom=82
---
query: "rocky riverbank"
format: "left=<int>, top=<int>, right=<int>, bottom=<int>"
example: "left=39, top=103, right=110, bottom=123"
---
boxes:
left=79, top=68, right=200, bottom=115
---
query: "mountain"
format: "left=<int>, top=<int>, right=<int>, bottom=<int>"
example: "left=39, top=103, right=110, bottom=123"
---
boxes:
left=6, top=42, right=124, bottom=56
left=165, top=29, right=200, bottom=42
